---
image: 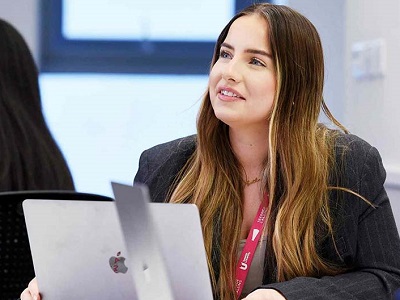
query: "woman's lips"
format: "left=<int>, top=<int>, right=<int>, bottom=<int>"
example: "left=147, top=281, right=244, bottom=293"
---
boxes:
left=217, top=87, right=245, bottom=101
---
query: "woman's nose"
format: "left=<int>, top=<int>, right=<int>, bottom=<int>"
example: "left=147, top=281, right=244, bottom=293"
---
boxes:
left=221, top=59, right=242, bottom=82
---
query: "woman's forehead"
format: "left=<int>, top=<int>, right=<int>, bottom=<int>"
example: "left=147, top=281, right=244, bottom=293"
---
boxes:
left=222, top=14, right=271, bottom=53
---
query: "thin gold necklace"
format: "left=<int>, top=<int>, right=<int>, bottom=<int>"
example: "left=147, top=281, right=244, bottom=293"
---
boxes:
left=243, top=177, right=261, bottom=186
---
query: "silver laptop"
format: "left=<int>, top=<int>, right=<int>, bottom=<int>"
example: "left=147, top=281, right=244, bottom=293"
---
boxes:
left=22, top=183, right=213, bottom=300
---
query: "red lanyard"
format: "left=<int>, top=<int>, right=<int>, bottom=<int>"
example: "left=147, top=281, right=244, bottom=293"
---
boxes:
left=235, top=193, right=269, bottom=298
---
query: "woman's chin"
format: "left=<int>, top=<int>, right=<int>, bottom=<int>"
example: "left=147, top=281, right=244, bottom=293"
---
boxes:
left=214, top=113, right=239, bottom=127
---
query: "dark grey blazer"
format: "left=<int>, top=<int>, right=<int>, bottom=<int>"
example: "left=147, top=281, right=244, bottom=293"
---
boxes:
left=134, top=133, right=400, bottom=300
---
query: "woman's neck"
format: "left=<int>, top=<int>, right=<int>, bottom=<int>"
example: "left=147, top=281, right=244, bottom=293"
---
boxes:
left=229, top=127, right=269, bottom=177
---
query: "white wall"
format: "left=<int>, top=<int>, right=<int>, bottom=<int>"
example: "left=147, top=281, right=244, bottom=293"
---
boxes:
left=344, top=0, right=400, bottom=226
left=39, top=74, right=204, bottom=196
left=289, top=0, right=346, bottom=124
left=0, top=0, right=39, bottom=61
left=345, top=0, right=400, bottom=161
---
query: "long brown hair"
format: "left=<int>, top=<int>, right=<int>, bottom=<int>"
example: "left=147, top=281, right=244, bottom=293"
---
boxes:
left=170, top=4, right=347, bottom=299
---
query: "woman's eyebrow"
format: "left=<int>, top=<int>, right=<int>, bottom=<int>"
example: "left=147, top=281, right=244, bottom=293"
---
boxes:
left=221, top=42, right=272, bottom=58
left=245, top=48, right=272, bottom=58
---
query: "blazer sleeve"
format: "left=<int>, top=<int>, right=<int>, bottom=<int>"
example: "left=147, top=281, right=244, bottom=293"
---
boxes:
left=134, top=149, right=150, bottom=184
left=133, top=135, right=196, bottom=203
left=260, top=144, right=400, bottom=299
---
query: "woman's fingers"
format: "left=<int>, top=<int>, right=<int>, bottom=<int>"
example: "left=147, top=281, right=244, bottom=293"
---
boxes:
left=20, top=277, right=40, bottom=300
left=20, top=288, right=35, bottom=300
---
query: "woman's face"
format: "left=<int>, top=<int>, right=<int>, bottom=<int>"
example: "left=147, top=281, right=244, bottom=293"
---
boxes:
left=209, top=14, right=276, bottom=130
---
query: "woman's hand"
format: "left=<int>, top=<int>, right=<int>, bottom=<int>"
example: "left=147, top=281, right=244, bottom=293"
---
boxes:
left=243, top=288, right=286, bottom=300
left=20, top=278, right=41, bottom=300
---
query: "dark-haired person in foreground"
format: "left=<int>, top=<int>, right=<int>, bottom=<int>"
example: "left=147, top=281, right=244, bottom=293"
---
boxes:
left=0, top=19, right=74, bottom=191
left=1, top=17, right=74, bottom=300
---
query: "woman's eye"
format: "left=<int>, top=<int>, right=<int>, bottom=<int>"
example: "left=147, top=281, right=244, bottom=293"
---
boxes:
left=250, top=58, right=266, bottom=67
left=219, top=50, right=231, bottom=59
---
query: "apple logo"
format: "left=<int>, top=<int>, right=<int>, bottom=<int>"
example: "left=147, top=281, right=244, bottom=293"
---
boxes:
left=109, top=251, right=128, bottom=274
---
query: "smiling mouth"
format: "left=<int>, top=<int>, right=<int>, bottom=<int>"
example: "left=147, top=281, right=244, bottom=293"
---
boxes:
left=219, top=89, right=244, bottom=99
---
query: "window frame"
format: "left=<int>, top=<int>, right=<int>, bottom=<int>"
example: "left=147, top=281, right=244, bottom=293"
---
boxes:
left=40, top=0, right=256, bottom=74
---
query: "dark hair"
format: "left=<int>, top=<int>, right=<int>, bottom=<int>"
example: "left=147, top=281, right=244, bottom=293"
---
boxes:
left=0, top=19, right=74, bottom=191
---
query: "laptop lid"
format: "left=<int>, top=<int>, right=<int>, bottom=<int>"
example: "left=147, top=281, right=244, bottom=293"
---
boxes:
left=111, top=182, right=213, bottom=300
left=23, top=199, right=138, bottom=299
left=111, top=182, right=173, bottom=300
left=23, top=183, right=213, bottom=300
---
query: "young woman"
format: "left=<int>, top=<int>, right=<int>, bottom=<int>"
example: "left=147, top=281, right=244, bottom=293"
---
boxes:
left=21, top=3, right=400, bottom=300
left=0, top=19, right=74, bottom=191
left=133, top=4, right=400, bottom=300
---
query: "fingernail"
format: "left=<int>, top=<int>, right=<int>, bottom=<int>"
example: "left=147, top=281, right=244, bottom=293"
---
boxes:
left=33, top=295, right=38, bottom=300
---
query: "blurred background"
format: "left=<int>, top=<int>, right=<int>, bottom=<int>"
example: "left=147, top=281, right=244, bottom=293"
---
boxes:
left=1, top=0, right=399, bottom=227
